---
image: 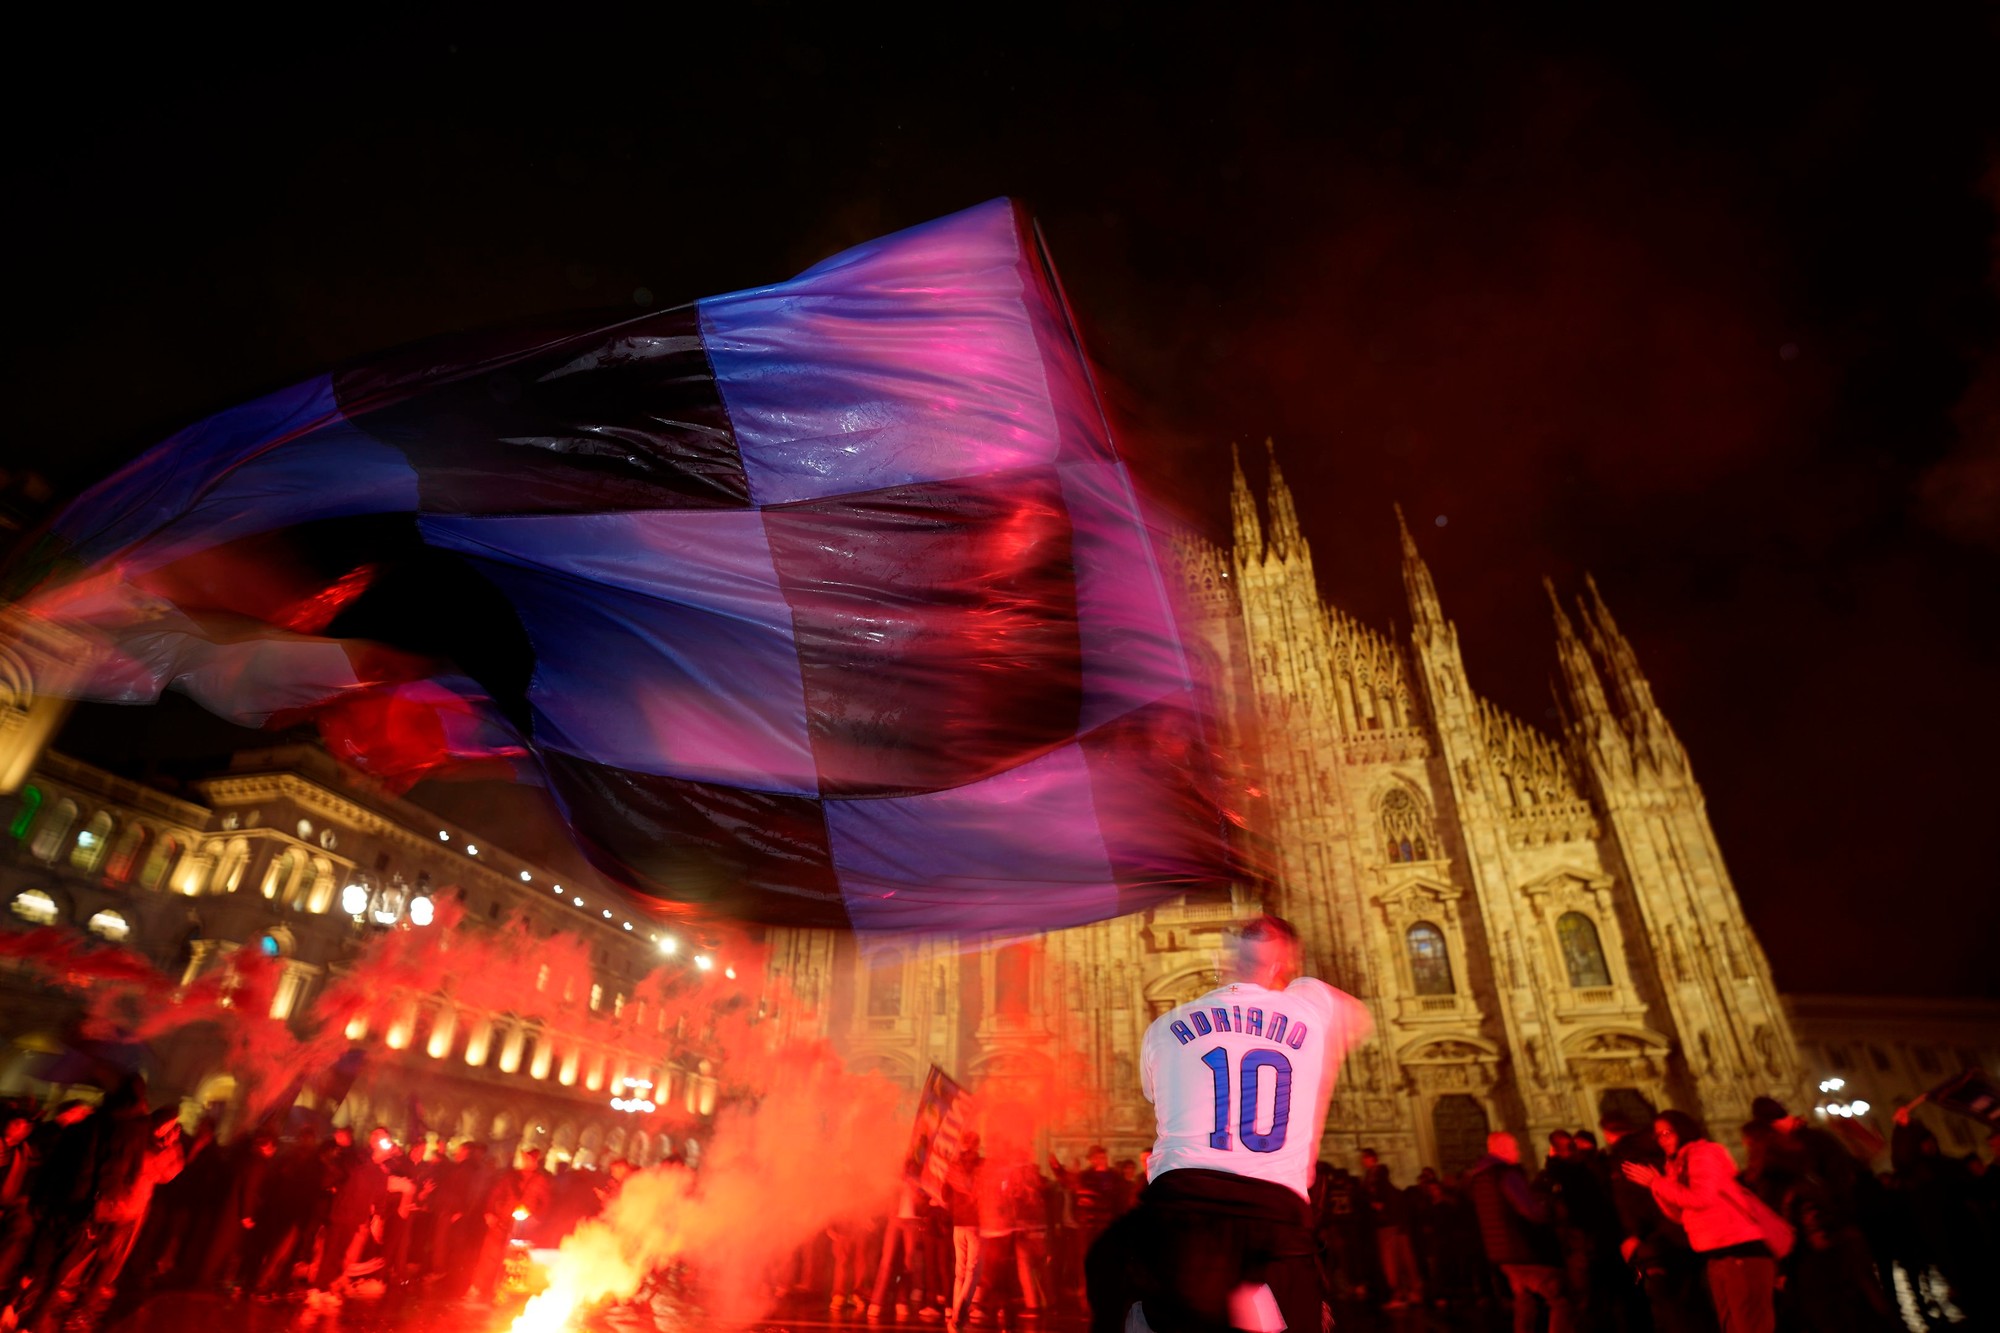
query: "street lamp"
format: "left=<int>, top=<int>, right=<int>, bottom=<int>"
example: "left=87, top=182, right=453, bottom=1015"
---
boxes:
left=609, top=1077, right=656, bottom=1114
left=1814, top=1076, right=1871, bottom=1120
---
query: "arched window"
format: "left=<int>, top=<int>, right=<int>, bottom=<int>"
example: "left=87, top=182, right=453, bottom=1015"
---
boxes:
left=9, top=889, right=58, bottom=926
left=7, top=785, right=42, bottom=840
left=995, top=942, right=1035, bottom=1017
left=1557, top=912, right=1612, bottom=989
left=262, top=848, right=304, bottom=901
left=140, top=836, right=183, bottom=892
left=69, top=811, right=115, bottom=874
left=86, top=910, right=130, bottom=943
left=302, top=857, right=335, bottom=913
left=1406, top=922, right=1455, bottom=996
left=1380, top=788, right=1433, bottom=864
left=210, top=839, right=249, bottom=893
left=104, top=823, right=152, bottom=884
left=29, top=799, right=76, bottom=863
left=869, top=948, right=905, bottom=1017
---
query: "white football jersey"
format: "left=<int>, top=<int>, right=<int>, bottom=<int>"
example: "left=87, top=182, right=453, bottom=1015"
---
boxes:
left=1141, top=976, right=1373, bottom=1200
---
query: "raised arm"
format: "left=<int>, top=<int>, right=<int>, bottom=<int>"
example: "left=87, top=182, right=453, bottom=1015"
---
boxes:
left=1647, top=1141, right=1731, bottom=1213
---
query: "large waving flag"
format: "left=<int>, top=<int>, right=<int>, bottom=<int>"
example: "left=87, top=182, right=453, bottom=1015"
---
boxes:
left=14, top=199, right=1236, bottom=931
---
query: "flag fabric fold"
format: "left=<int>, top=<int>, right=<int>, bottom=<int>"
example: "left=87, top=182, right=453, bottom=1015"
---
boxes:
left=17, top=198, right=1237, bottom=931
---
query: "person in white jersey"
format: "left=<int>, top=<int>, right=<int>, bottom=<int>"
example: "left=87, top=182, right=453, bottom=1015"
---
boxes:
left=1108, top=914, right=1373, bottom=1333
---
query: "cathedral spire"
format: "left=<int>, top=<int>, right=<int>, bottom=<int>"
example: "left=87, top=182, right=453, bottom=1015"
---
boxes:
left=1545, top=576, right=1615, bottom=724
left=1264, top=439, right=1304, bottom=562
left=1395, top=504, right=1447, bottom=639
left=1580, top=574, right=1684, bottom=769
left=1229, top=442, right=1264, bottom=562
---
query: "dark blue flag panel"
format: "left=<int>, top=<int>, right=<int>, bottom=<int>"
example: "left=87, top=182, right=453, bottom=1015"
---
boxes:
left=18, top=200, right=1239, bottom=931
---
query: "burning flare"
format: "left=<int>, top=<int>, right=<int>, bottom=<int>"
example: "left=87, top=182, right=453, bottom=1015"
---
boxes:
left=511, top=1037, right=903, bottom=1331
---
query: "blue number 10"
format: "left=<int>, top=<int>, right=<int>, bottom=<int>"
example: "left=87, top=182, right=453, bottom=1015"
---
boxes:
left=1198, top=1047, right=1293, bottom=1153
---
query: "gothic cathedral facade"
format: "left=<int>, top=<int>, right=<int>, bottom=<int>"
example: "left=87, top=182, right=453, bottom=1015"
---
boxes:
left=763, top=445, right=1804, bottom=1177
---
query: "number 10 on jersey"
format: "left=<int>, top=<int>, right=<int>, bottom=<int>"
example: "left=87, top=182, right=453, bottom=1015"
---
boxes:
left=1198, top=1047, right=1293, bottom=1152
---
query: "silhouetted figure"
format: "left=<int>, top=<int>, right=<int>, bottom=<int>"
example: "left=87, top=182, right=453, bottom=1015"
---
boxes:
left=1466, top=1131, right=1572, bottom=1333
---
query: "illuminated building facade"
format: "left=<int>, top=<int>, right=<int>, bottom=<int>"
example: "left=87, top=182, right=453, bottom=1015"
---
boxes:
left=762, top=446, right=1909, bottom=1175
left=0, top=701, right=721, bottom=1166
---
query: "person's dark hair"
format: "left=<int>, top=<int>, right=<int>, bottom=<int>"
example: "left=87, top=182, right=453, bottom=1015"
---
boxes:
left=1599, top=1115, right=1635, bottom=1137
left=1750, top=1096, right=1788, bottom=1123
left=1572, top=1130, right=1597, bottom=1149
left=1655, top=1109, right=1705, bottom=1146
left=1234, top=914, right=1299, bottom=947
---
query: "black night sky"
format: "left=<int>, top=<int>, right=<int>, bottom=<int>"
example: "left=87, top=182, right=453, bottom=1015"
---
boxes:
left=8, top=6, right=1996, bottom=996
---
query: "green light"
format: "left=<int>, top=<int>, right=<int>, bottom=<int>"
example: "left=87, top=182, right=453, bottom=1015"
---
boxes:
left=8, top=786, right=41, bottom=840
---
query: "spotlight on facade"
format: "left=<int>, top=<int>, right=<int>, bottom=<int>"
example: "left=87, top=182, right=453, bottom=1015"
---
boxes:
left=341, top=881, right=369, bottom=916
left=694, top=955, right=713, bottom=971
left=408, top=895, right=434, bottom=927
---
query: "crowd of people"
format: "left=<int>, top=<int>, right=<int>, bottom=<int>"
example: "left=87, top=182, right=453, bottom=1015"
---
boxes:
left=0, top=1073, right=1995, bottom=1332
left=0, top=1075, right=659, bottom=1331
left=780, top=1137, right=1144, bottom=1326
left=1308, top=1098, right=1997, bottom=1333
left=813, top=1105, right=1997, bottom=1333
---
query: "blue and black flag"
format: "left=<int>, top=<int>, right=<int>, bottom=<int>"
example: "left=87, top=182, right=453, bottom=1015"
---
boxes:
left=18, top=200, right=1239, bottom=932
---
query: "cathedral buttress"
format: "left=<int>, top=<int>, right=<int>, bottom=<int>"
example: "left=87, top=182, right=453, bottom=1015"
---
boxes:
left=1230, top=449, right=1376, bottom=1061
left=1398, top=511, right=1571, bottom=1136
left=1551, top=577, right=1803, bottom=1124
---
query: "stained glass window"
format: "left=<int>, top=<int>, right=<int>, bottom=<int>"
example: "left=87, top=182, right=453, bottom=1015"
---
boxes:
left=1407, top=922, right=1455, bottom=996
left=870, top=948, right=905, bottom=1016
left=1557, top=912, right=1612, bottom=988
left=1381, top=788, right=1434, bottom=864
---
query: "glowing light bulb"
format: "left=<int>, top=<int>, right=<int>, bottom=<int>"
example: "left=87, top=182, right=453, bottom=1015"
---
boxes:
left=408, top=895, right=434, bottom=927
left=694, top=955, right=713, bottom=971
left=622, top=921, right=632, bottom=931
left=724, top=966, right=736, bottom=980
left=465, top=844, right=478, bottom=856
left=341, top=882, right=369, bottom=916
left=573, top=897, right=584, bottom=907
left=602, top=909, right=612, bottom=919
left=1851, top=1100, right=1870, bottom=1115
left=438, top=830, right=450, bottom=841
left=658, top=937, right=677, bottom=955
left=520, top=870, right=532, bottom=882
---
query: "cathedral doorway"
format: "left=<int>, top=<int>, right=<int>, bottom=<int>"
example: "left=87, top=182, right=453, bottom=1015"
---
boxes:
left=1597, top=1087, right=1656, bottom=1130
left=1430, top=1095, right=1489, bottom=1173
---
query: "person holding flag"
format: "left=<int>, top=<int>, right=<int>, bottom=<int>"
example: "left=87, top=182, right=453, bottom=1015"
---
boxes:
left=1100, top=914, right=1372, bottom=1333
